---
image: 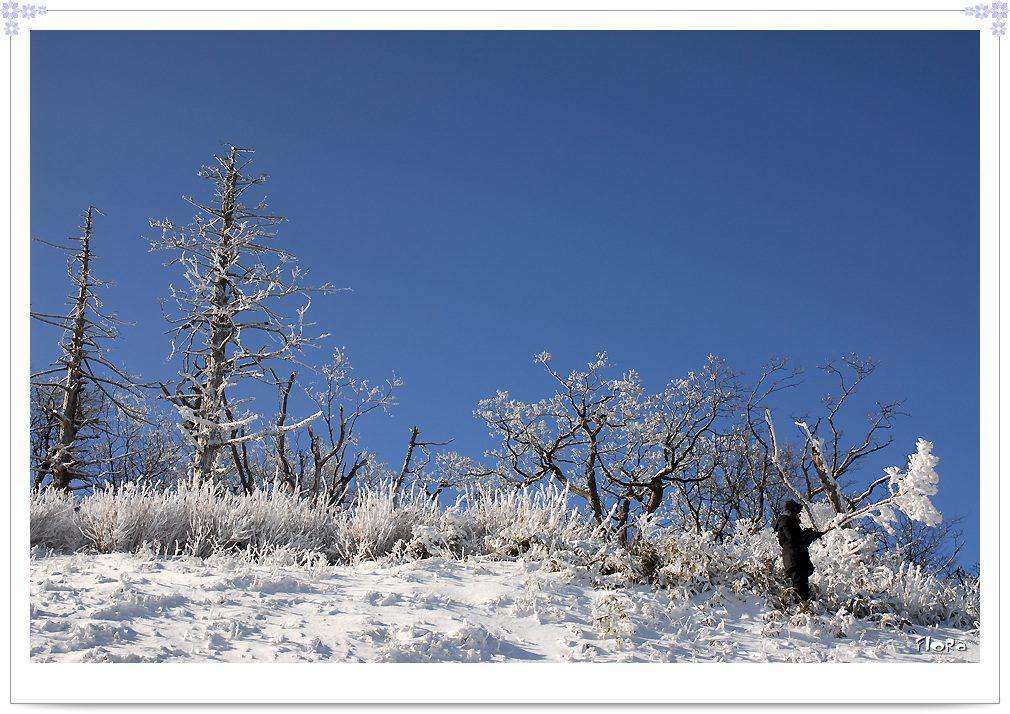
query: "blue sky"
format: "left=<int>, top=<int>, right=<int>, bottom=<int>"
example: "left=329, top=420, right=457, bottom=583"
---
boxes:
left=29, top=30, right=980, bottom=563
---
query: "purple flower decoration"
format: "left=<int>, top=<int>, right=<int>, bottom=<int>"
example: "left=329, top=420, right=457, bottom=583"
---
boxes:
left=994, top=20, right=1007, bottom=35
left=0, top=0, right=43, bottom=37
left=993, top=1, right=1009, bottom=18
left=976, top=4, right=991, bottom=19
left=968, top=5, right=976, bottom=14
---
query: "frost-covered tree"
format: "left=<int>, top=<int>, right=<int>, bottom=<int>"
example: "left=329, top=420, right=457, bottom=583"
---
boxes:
left=149, top=146, right=333, bottom=486
left=749, top=355, right=947, bottom=557
left=604, top=355, right=740, bottom=536
left=30, top=207, right=145, bottom=491
left=477, top=352, right=622, bottom=525
left=476, top=350, right=951, bottom=557
left=837, top=437, right=943, bottom=530
left=477, top=352, right=740, bottom=536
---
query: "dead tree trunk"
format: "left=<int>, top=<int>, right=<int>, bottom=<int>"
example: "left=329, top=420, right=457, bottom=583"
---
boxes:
left=48, top=210, right=95, bottom=491
left=765, top=409, right=821, bottom=530
left=393, top=427, right=421, bottom=510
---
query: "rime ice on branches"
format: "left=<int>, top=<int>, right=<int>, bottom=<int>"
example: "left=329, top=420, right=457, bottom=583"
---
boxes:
left=149, top=146, right=337, bottom=487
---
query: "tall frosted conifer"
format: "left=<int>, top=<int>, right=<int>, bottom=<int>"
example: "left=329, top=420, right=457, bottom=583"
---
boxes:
left=150, top=146, right=331, bottom=486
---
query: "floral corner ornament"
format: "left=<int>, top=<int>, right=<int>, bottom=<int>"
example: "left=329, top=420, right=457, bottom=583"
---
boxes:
left=968, top=3, right=1009, bottom=35
left=3, top=2, right=47, bottom=37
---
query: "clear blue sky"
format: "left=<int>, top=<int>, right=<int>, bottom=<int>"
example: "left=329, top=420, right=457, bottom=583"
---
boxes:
left=29, top=30, right=980, bottom=563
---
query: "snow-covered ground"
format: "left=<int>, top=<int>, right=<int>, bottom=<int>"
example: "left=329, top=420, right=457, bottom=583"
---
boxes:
left=30, top=549, right=978, bottom=665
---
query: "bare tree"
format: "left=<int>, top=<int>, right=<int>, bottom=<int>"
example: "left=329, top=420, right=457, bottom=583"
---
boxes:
left=149, top=146, right=334, bottom=486
left=742, top=357, right=805, bottom=522
left=29, top=381, right=63, bottom=490
left=391, top=426, right=454, bottom=508
left=868, top=511, right=967, bottom=579
left=749, top=354, right=918, bottom=536
left=795, top=355, right=906, bottom=515
left=262, top=349, right=400, bottom=505
left=426, top=451, right=502, bottom=499
left=31, top=207, right=145, bottom=491
left=91, top=393, right=187, bottom=491
left=763, top=407, right=823, bottom=528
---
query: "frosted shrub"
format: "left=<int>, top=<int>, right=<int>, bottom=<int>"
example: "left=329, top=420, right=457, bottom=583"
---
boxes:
left=390, top=485, right=593, bottom=563
left=137, top=485, right=192, bottom=553
left=655, top=529, right=723, bottom=591
left=722, top=520, right=784, bottom=593
left=177, top=482, right=343, bottom=558
left=329, top=486, right=440, bottom=563
left=592, top=590, right=636, bottom=648
left=652, top=521, right=783, bottom=598
left=763, top=608, right=855, bottom=640
left=30, top=481, right=345, bottom=558
left=471, top=486, right=595, bottom=560
left=29, top=482, right=594, bottom=564
left=809, top=526, right=888, bottom=614
left=76, top=483, right=160, bottom=554
left=28, top=481, right=978, bottom=630
left=406, top=508, right=483, bottom=560
left=811, top=526, right=977, bottom=628
left=29, top=488, right=86, bottom=552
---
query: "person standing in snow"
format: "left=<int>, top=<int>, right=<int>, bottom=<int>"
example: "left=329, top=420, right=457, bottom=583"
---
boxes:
left=774, top=499, right=823, bottom=604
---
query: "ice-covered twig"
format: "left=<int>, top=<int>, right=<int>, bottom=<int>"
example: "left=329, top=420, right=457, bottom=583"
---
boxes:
left=834, top=439, right=942, bottom=530
left=795, top=419, right=846, bottom=516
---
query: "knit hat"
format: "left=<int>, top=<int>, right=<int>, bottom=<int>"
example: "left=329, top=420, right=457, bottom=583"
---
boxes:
left=783, top=499, right=802, bottom=515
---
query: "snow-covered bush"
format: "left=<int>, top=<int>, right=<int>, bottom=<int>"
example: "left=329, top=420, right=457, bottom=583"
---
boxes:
left=811, top=525, right=977, bottom=628
left=328, top=486, right=440, bottom=563
left=31, top=481, right=345, bottom=558
left=404, top=508, right=482, bottom=560
left=76, top=483, right=161, bottom=554
left=651, top=520, right=784, bottom=599
left=470, top=485, right=593, bottom=559
left=388, top=485, right=597, bottom=564
left=592, top=590, right=636, bottom=648
left=29, top=488, right=87, bottom=552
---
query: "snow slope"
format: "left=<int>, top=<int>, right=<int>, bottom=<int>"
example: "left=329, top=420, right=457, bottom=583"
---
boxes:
left=30, top=549, right=978, bottom=666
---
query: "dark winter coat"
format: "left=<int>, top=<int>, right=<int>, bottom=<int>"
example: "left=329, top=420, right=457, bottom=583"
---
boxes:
left=774, top=514, right=822, bottom=576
